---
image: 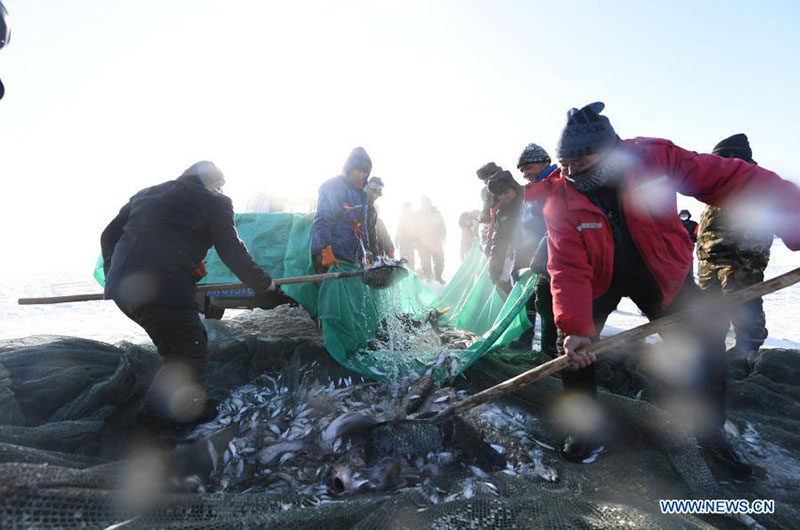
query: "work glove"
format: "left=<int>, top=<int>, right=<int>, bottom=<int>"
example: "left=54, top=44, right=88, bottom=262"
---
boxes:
left=190, top=259, right=208, bottom=282
left=321, top=245, right=339, bottom=269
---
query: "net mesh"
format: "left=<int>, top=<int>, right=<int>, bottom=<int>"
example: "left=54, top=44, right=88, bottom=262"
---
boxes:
left=1, top=323, right=797, bottom=529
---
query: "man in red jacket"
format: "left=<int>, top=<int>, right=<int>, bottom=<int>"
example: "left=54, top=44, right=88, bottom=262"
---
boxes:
left=536, top=102, right=800, bottom=474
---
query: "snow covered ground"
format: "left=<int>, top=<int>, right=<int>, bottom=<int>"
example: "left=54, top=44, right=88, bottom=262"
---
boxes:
left=603, top=239, right=800, bottom=349
left=1, top=240, right=798, bottom=349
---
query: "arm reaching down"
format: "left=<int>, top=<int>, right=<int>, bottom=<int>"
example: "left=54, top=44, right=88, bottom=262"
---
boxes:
left=100, top=201, right=131, bottom=277
left=208, top=195, right=275, bottom=295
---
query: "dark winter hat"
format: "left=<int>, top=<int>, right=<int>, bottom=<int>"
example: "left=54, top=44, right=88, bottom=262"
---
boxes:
left=517, top=143, right=551, bottom=168
left=476, top=162, right=502, bottom=181
left=555, top=101, right=617, bottom=160
left=712, top=133, right=754, bottom=164
left=183, top=160, right=225, bottom=191
left=367, top=176, right=385, bottom=192
left=487, top=170, right=520, bottom=195
left=343, top=147, right=372, bottom=176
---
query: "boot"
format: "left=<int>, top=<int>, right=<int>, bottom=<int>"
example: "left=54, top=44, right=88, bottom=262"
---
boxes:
left=698, top=427, right=753, bottom=476
left=509, top=327, right=535, bottom=351
left=559, top=435, right=603, bottom=463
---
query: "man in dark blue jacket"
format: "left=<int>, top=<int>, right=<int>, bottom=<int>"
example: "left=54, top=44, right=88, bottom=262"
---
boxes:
left=508, top=143, right=559, bottom=353
left=311, top=147, right=371, bottom=272
left=101, top=161, right=275, bottom=423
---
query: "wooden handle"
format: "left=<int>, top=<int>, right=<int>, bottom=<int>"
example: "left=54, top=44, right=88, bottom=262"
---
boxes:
left=17, top=269, right=370, bottom=305
left=17, top=293, right=106, bottom=305
left=447, top=265, right=800, bottom=417
left=196, top=269, right=367, bottom=293
left=453, top=354, right=571, bottom=415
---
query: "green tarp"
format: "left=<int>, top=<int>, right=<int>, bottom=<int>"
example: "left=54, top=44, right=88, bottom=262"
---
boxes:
left=95, top=213, right=535, bottom=382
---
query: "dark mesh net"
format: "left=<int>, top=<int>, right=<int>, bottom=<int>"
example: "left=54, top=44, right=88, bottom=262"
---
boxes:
left=0, top=309, right=797, bottom=529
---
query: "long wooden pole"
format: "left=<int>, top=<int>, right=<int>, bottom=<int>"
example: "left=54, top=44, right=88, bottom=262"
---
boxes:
left=438, top=265, right=800, bottom=419
left=17, top=269, right=372, bottom=306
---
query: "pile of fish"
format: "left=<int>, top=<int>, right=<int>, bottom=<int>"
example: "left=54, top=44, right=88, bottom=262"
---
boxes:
left=366, top=311, right=479, bottom=353
left=174, top=360, right=559, bottom=507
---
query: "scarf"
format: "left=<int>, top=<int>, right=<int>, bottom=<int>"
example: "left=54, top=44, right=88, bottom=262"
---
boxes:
left=565, top=154, right=625, bottom=194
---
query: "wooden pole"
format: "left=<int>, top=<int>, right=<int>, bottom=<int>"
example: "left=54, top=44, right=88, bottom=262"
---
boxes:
left=17, top=269, right=373, bottom=305
left=440, top=265, right=800, bottom=419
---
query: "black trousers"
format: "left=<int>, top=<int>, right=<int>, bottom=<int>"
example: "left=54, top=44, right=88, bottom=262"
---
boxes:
left=117, top=303, right=209, bottom=379
left=559, top=277, right=728, bottom=434
left=534, top=275, right=558, bottom=356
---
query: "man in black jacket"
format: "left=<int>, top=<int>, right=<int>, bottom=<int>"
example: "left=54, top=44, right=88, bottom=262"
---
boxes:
left=679, top=210, right=698, bottom=244
left=366, top=177, right=394, bottom=260
left=486, top=171, right=523, bottom=295
left=101, top=161, right=275, bottom=424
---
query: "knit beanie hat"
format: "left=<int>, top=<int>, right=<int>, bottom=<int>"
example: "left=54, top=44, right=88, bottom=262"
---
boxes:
left=343, top=147, right=372, bottom=176
left=183, top=160, right=225, bottom=191
left=517, top=143, right=551, bottom=168
left=487, top=170, right=521, bottom=195
left=476, top=162, right=502, bottom=181
left=712, top=133, right=755, bottom=164
left=555, top=102, right=617, bottom=159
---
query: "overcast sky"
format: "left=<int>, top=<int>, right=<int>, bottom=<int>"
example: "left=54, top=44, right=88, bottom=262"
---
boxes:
left=1, top=0, right=798, bottom=276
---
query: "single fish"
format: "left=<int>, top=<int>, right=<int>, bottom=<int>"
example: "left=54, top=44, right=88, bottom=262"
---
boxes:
left=322, top=411, right=380, bottom=442
left=330, top=465, right=353, bottom=495
left=398, top=373, right=434, bottom=417
left=257, top=441, right=306, bottom=466
left=581, top=445, right=605, bottom=464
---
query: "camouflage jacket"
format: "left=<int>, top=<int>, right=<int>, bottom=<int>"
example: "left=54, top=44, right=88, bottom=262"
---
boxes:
left=696, top=205, right=772, bottom=269
left=480, top=185, right=497, bottom=224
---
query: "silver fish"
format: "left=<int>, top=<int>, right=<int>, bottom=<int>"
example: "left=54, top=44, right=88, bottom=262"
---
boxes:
left=322, top=411, right=380, bottom=442
left=330, top=465, right=353, bottom=495
left=206, top=440, right=218, bottom=474
left=257, top=441, right=305, bottom=466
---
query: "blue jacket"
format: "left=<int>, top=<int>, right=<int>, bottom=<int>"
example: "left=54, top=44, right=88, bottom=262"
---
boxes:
left=311, top=175, right=369, bottom=263
left=515, top=164, right=558, bottom=269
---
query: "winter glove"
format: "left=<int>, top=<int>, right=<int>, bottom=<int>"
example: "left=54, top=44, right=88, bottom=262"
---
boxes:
left=190, top=259, right=208, bottom=282
left=320, top=245, right=339, bottom=269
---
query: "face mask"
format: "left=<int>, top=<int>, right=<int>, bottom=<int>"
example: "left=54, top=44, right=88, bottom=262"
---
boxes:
left=680, top=215, right=689, bottom=221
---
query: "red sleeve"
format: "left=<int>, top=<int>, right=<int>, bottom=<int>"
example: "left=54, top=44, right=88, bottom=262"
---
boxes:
left=545, top=206, right=597, bottom=338
left=632, top=138, right=800, bottom=250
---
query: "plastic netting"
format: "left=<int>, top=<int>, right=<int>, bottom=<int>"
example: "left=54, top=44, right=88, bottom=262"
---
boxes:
left=94, top=214, right=534, bottom=383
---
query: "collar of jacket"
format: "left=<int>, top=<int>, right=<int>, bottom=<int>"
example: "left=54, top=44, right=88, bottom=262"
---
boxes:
left=178, top=172, right=218, bottom=193
left=536, top=164, right=559, bottom=182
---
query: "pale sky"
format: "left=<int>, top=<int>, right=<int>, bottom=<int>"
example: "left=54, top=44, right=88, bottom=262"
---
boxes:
left=1, top=0, right=799, bottom=276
